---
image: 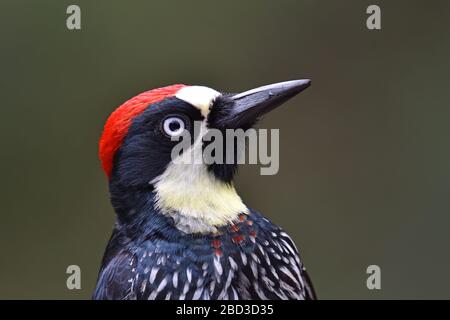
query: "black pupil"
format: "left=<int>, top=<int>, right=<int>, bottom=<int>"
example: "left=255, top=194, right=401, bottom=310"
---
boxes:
left=168, top=120, right=181, bottom=132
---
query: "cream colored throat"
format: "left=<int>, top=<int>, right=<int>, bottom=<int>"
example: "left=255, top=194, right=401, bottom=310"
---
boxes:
left=151, top=162, right=247, bottom=233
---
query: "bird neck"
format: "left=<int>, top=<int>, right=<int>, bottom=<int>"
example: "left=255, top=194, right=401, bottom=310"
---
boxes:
left=109, top=173, right=248, bottom=235
left=150, top=161, right=248, bottom=233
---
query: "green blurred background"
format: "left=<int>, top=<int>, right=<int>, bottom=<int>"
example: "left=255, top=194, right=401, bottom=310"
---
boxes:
left=0, top=0, right=449, bottom=299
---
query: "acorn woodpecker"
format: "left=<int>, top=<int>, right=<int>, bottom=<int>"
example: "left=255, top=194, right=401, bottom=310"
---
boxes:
left=93, top=80, right=316, bottom=300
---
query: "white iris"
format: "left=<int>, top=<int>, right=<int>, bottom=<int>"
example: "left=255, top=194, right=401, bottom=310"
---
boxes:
left=163, top=117, right=185, bottom=137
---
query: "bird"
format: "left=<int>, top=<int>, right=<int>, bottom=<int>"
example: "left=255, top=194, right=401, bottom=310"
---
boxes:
left=93, top=79, right=316, bottom=300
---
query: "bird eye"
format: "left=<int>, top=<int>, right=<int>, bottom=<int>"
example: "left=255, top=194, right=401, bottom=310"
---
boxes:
left=162, top=116, right=186, bottom=137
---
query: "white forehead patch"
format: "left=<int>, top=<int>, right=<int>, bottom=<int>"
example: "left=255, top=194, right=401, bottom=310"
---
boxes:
left=175, top=86, right=221, bottom=117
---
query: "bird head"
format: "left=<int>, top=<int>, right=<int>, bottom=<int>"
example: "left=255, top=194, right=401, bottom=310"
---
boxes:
left=99, top=80, right=310, bottom=232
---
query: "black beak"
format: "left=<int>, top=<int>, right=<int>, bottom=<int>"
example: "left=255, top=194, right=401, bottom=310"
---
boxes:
left=217, top=79, right=311, bottom=129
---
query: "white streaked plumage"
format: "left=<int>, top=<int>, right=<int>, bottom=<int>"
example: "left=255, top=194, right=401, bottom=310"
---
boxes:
left=172, top=271, right=178, bottom=288
left=149, top=267, right=159, bottom=284
left=186, top=268, right=192, bottom=283
left=279, top=266, right=301, bottom=288
left=240, top=252, right=247, bottom=266
left=228, top=256, right=238, bottom=270
left=214, top=256, right=223, bottom=276
left=192, top=286, right=204, bottom=300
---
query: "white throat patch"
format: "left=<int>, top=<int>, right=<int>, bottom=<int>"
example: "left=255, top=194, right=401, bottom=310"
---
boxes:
left=151, top=121, right=248, bottom=234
